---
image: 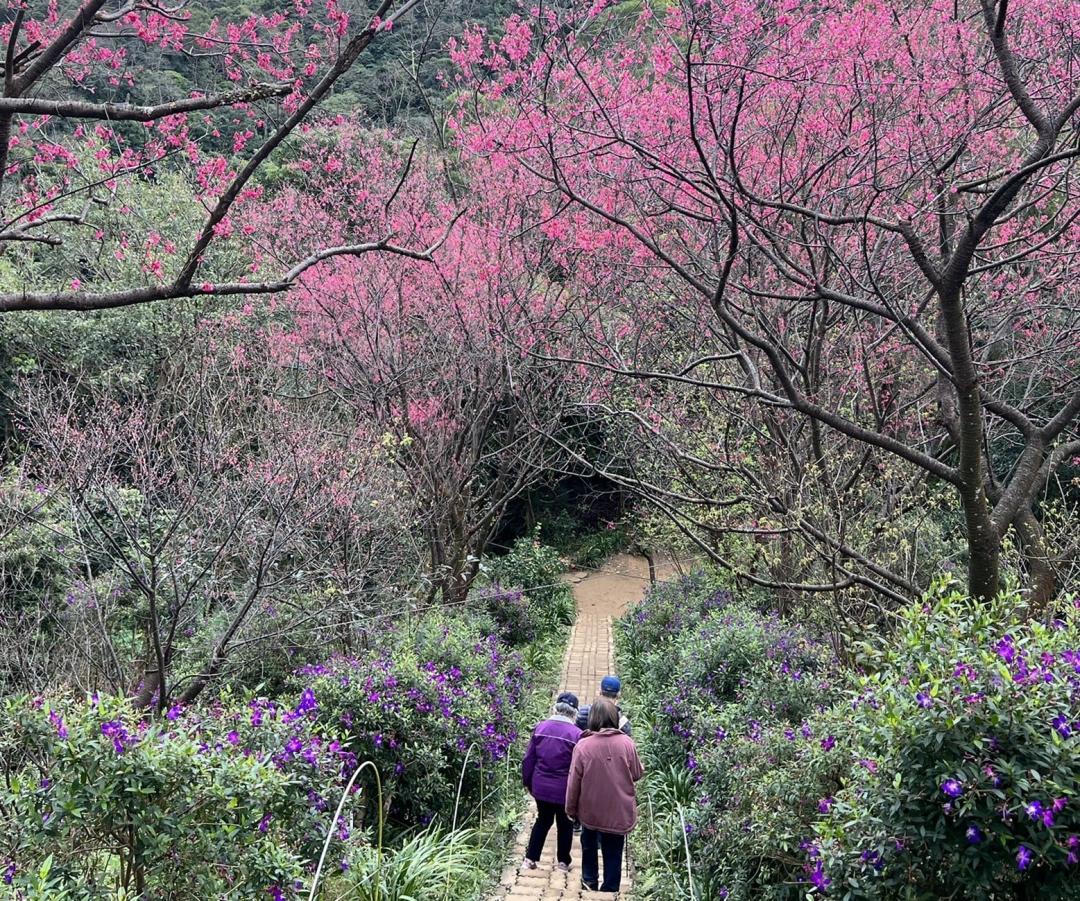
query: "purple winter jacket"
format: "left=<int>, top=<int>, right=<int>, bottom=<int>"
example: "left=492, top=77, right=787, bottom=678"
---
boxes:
left=522, top=715, right=582, bottom=805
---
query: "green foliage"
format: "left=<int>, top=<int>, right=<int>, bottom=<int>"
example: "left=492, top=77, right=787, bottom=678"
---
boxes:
left=295, top=612, right=528, bottom=829
left=534, top=508, right=629, bottom=568
left=0, top=602, right=566, bottom=899
left=617, top=572, right=843, bottom=899
left=331, top=828, right=485, bottom=901
left=815, top=587, right=1080, bottom=899
left=0, top=694, right=307, bottom=899
left=482, top=533, right=575, bottom=632
left=0, top=472, right=71, bottom=615
left=620, top=574, right=1080, bottom=900
left=472, top=585, right=537, bottom=645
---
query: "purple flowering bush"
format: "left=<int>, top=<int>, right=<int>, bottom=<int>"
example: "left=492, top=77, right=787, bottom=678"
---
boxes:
left=474, top=583, right=537, bottom=645
left=293, top=613, right=528, bottom=826
left=813, top=587, right=1080, bottom=898
left=621, top=575, right=1080, bottom=900
left=0, top=693, right=317, bottom=898
left=616, top=573, right=843, bottom=899
left=482, top=533, right=575, bottom=635
left=0, top=611, right=538, bottom=899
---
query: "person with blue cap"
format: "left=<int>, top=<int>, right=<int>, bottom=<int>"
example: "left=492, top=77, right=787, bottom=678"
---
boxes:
left=521, top=690, right=583, bottom=872
left=575, top=676, right=631, bottom=736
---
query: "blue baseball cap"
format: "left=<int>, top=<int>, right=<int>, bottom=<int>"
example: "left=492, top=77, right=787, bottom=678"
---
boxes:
left=600, top=675, right=621, bottom=694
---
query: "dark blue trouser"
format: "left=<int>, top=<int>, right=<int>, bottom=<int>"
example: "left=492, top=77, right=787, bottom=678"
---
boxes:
left=580, top=826, right=625, bottom=891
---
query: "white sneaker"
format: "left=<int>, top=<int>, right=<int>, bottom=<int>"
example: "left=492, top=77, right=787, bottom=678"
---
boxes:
left=522, top=858, right=538, bottom=870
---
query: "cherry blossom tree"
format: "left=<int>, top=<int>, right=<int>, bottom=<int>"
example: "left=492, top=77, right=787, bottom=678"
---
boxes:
left=0, top=0, right=435, bottom=313
left=259, top=125, right=575, bottom=604
left=454, top=0, right=1080, bottom=607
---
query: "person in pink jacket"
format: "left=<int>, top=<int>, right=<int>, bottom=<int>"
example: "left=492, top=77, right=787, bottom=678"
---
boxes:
left=564, top=697, right=645, bottom=892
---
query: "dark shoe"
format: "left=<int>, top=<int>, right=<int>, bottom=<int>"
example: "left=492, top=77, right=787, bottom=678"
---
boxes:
left=581, top=880, right=598, bottom=891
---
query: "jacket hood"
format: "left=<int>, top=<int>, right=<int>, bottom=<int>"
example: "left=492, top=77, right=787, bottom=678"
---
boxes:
left=581, top=727, right=624, bottom=738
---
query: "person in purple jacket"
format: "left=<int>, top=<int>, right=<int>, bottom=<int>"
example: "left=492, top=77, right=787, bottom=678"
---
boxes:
left=521, top=691, right=582, bottom=872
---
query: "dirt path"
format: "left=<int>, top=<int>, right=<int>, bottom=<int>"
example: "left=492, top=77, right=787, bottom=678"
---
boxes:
left=490, top=555, right=670, bottom=900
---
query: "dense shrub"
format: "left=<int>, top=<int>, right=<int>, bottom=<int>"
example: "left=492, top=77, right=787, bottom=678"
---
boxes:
left=620, top=575, right=1080, bottom=900
left=296, top=613, right=528, bottom=826
left=474, top=584, right=537, bottom=645
left=814, top=590, right=1080, bottom=899
left=537, top=508, right=630, bottom=568
left=0, top=693, right=327, bottom=899
left=617, top=572, right=843, bottom=899
left=482, top=533, right=575, bottom=634
left=0, top=610, right=535, bottom=899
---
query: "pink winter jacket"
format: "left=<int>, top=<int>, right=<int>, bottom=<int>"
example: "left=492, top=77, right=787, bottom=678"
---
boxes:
left=564, top=728, right=645, bottom=835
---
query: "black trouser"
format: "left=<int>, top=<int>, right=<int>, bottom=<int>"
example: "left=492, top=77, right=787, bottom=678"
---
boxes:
left=580, top=826, right=625, bottom=891
left=526, top=799, right=574, bottom=864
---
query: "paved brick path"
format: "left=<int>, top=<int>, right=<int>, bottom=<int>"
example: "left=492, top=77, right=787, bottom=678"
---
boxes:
left=490, top=557, right=660, bottom=901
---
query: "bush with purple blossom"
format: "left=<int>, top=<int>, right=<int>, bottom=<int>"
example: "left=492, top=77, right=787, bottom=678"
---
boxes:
left=813, top=586, right=1080, bottom=898
left=292, top=612, right=528, bottom=827
left=620, top=574, right=1080, bottom=900
left=616, top=572, right=844, bottom=899
left=0, top=608, right=546, bottom=899
left=474, top=583, right=537, bottom=645
left=0, top=692, right=313, bottom=898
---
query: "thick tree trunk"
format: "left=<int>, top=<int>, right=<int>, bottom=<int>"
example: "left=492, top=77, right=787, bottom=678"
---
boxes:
left=963, top=482, right=1000, bottom=603
left=1014, top=509, right=1057, bottom=612
left=131, top=666, right=163, bottom=709
left=936, top=287, right=1000, bottom=601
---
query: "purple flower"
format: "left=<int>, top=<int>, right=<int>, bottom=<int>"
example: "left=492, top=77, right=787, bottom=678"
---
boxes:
left=101, top=720, right=131, bottom=754
left=1016, top=845, right=1033, bottom=871
left=166, top=703, right=184, bottom=721
left=820, top=735, right=835, bottom=751
left=809, top=860, right=831, bottom=890
left=995, top=636, right=1016, bottom=664
left=915, top=692, right=933, bottom=709
left=49, top=709, right=68, bottom=740
left=941, top=779, right=963, bottom=799
left=965, top=824, right=983, bottom=844
left=1024, top=800, right=1044, bottom=821
left=2, top=862, right=14, bottom=885
left=818, top=797, right=833, bottom=814
left=257, top=813, right=272, bottom=834
left=1054, top=715, right=1072, bottom=738
left=294, top=688, right=317, bottom=717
